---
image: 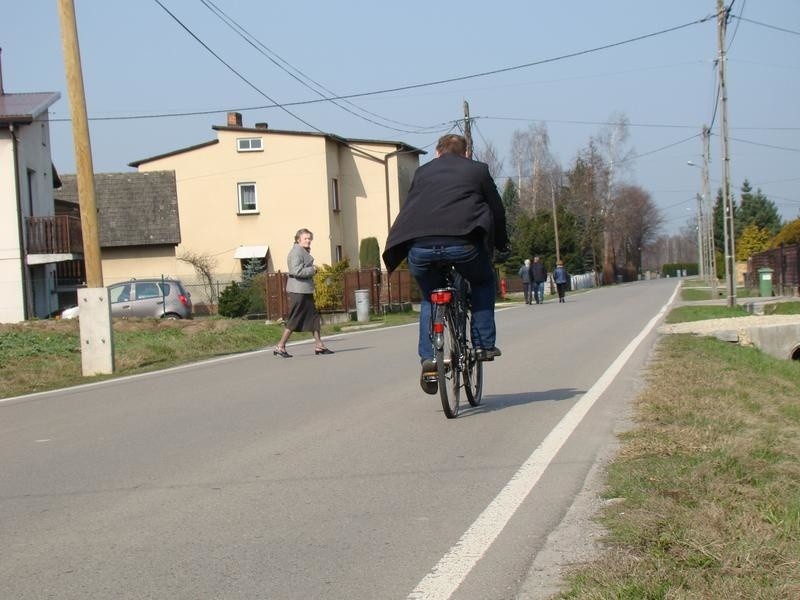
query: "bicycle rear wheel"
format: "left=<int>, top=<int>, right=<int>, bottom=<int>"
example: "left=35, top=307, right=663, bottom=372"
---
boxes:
left=436, top=305, right=461, bottom=418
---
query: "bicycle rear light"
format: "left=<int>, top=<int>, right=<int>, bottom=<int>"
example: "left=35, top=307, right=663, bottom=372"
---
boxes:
left=433, top=322, right=444, bottom=333
left=430, top=290, right=452, bottom=304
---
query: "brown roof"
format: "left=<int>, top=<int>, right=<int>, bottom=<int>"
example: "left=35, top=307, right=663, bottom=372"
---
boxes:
left=55, top=171, right=181, bottom=248
left=0, top=92, right=61, bottom=124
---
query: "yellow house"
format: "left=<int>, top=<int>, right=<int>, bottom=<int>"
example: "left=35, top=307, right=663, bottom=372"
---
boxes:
left=130, top=112, right=424, bottom=279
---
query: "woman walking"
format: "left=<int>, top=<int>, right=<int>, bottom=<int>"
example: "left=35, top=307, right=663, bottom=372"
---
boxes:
left=553, top=260, right=569, bottom=303
left=273, top=228, right=334, bottom=357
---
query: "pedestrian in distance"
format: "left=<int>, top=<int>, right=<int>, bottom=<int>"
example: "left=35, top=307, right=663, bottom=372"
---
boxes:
left=531, top=256, right=547, bottom=304
left=518, top=258, right=533, bottom=304
left=553, top=260, right=570, bottom=303
left=382, top=133, right=509, bottom=395
left=273, top=228, right=334, bottom=358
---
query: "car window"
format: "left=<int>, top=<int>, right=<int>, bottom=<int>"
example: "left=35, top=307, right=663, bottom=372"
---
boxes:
left=109, top=284, right=131, bottom=303
left=135, top=282, right=162, bottom=299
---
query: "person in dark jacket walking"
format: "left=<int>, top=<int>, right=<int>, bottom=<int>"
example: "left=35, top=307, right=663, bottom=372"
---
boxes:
left=531, top=256, right=548, bottom=304
left=382, top=134, right=508, bottom=394
left=518, top=259, right=533, bottom=304
left=553, top=260, right=570, bottom=303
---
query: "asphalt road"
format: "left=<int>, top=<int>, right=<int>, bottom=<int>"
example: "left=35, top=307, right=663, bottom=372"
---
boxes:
left=1, top=278, right=679, bottom=599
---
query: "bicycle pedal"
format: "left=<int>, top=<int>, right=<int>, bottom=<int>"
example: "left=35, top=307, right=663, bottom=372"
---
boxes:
left=422, top=373, right=438, bottom=383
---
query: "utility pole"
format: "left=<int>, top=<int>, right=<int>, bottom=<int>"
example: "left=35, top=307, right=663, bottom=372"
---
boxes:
left=550, top=176, right=561, bottom=263
left=701, top=125, right=717, bottom=296
left=717, top=0, right=736, bottom=307
left=463, top=100, right=473, bottom=159
left=58, top=0, right=114, bottom=374
left=695, top=192, right=705, bottom=278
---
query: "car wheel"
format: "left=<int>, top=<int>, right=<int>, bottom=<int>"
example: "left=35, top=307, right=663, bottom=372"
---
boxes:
left=162, top=313, right=182, bottom=320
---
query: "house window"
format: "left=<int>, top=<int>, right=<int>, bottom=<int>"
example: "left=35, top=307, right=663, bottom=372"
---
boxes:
left=331, top=178, right=340, bottom=212
left=238, top=183, right=258, bottom=214
left=335, top=245, right=343, bottom=263
left=237, top=137, right=263, bottom=152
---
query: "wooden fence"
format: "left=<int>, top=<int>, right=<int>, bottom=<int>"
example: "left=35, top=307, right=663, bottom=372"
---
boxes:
left=263, top=269, right=419, bottom=322
left=745, top=244, right=800, bottom=296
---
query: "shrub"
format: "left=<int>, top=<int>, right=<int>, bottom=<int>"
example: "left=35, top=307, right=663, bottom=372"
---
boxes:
left=772, top=219, right=800, bottom=247
left=218, top=281, right=250, bottom=317
left=314, top=259, right=350, bottom=311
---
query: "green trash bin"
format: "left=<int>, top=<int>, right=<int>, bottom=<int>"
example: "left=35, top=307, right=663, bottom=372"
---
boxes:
left=758, top=267, right=774, bottom=297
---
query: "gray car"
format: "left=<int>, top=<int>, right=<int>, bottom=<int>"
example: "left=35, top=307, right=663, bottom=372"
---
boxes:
left=108, top=278, right=192, bottom=319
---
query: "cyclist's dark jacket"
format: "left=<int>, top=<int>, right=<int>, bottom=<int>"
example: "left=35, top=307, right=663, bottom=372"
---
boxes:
left=382, top=153, right=508, bottom=273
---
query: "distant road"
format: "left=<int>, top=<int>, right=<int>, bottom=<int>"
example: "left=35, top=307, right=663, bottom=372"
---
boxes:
left=1, top=279, right=678, bottom=600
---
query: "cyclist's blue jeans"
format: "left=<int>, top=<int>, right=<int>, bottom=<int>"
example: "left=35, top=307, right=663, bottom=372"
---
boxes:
left=408, top=242, right=496, bottom=362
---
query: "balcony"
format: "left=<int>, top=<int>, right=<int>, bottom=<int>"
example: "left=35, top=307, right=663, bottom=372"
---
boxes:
left=25, top=215, right=84, bottom=256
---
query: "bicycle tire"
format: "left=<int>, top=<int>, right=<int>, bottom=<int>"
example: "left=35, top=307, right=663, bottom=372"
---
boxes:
left=437, top=304, right=461, bottom=418
left=464, top=309, right=483, bottom=407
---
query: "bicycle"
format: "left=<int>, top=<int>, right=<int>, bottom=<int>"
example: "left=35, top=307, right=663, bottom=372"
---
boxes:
left=425, top=267, right=484, bottom=418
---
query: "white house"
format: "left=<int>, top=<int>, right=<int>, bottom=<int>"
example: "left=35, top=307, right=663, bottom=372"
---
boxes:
left=0, top=83, right=72, bottom=322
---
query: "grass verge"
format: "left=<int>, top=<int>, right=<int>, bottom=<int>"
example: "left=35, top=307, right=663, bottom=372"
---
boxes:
left=0, top=311, right=419, bottom=399
left=680, top=286, right=754, bottom=301
left=560, top=334, right=800, bottom=599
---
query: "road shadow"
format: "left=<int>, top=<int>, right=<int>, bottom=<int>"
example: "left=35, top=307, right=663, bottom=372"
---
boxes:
left=456, top=387, right=584, bottom=418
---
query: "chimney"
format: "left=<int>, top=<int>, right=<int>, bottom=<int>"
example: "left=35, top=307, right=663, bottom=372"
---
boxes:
left=227, top=111, right=242, bottom=127
left=254, top=122, right=268, bottom=129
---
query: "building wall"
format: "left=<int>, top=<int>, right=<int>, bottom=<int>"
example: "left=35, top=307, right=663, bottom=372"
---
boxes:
left=137, top=129, right=419, bottom=277
left=100, top=245, right=179, bottom=286
left=0, top=131, right=25, bottom=322
left=0, top=119, right=58, bottom=322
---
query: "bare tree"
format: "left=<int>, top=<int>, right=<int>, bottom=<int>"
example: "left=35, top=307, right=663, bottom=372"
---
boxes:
left=178, top=250, right=219, bottom=309
left=509, top=122, right=554, bottom=216
left=473, top=139, right=504, bottom=181
left=610, top=184, right=664, bottom=279
left=565, top=142, right=607, bottom=280
left=593, top=112, right=635, bottom=283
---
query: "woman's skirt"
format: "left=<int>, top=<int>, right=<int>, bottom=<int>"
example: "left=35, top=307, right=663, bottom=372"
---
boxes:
left=286, top=292, right=321, bottom=332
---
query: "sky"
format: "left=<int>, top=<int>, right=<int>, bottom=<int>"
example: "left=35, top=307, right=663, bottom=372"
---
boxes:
left=2, top=0, right=798, bottom=235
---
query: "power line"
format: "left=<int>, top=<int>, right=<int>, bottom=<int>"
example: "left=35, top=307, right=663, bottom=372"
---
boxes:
left=732, top=15, right=800, bottom=36
left=728, top=136, right=800, bottom=153
left=52, top=12, right=715, bottom=125
left=151, top=0, right=323, bottom=134
left=198, top=0, right=438, bottom=134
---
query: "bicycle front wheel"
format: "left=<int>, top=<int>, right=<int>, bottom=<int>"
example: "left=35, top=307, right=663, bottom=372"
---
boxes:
left=464, top=344, right=483, bottom=407
left=436, top=305, right=461, bottom=418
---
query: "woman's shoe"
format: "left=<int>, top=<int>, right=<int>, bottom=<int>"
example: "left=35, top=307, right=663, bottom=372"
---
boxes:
left=273, top=347, right=292, bottom=358
left=315, top=347, right=334, bottom=355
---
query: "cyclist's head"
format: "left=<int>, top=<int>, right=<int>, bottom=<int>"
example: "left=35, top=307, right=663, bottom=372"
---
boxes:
left=435, top=134, right=467, bottom=157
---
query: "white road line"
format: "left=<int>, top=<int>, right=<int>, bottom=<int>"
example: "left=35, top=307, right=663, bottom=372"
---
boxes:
left=407, top=283, right=680, bottom=600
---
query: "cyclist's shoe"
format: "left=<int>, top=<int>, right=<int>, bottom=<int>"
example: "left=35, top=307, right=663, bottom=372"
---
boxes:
left=420, top=359, right=438, bottom=395
left=476, top=346, right=502, bottom=362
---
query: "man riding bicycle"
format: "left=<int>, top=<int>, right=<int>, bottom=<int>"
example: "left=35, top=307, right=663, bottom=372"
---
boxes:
left=382, top=134, right=509, bottom=394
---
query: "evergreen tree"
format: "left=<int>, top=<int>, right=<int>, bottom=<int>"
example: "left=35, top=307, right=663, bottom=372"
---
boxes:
left=736, top=179, right=782, bottom=237
left=358, top=237, right=380, bottom=269
left=501, top=179, right=521, bottom=238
